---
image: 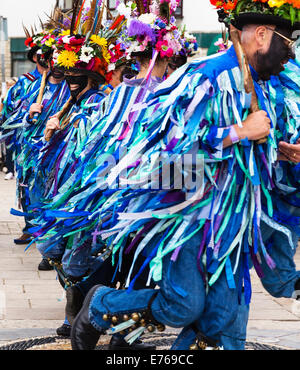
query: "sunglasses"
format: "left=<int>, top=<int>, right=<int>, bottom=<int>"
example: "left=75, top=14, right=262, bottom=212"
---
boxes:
left=265, top=26, right=300, bottom=53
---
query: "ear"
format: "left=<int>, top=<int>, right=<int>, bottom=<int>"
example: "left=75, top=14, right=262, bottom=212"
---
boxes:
left=255, top=25, right=272, bottom=48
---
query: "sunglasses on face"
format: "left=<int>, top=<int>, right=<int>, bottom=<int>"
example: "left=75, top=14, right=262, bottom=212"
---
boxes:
left=265, top=26, right=300, bottom=53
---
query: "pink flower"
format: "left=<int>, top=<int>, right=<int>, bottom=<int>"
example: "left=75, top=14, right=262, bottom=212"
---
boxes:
left=156, top=40, right=174, bottom=58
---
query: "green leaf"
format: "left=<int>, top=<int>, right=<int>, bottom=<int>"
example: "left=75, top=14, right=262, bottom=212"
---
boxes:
left=236, top=0, right=245, bottom=15
left=290, top=6, right=296, bottom=25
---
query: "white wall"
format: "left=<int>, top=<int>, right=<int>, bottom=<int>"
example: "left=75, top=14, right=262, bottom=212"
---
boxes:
left=180, top=0, right=222, bottom=33
left=0, top=0, right=64, bottom=37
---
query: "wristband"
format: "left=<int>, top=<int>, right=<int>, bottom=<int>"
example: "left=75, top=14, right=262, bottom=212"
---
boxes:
left=229, top=126, right=240, bottom=144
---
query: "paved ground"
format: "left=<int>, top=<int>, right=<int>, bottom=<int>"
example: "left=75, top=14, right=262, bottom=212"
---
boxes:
left=0, top=172, right=300, bottom=349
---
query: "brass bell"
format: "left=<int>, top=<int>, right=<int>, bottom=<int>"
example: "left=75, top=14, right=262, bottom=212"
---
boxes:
left=111, top=316, right=118, bottom=324
left=147, top=325, right=155, bottom=333
left=131, top=313, right=140, bottom=322
left=157, top=324, right=166, bottom=332
left=189, top=344, right=198, bottom=351
left=123, top=314, right=129, bottom=321
left=198, top=341, right=207, bottom=350
left=102, top=314, right=109, bottom=321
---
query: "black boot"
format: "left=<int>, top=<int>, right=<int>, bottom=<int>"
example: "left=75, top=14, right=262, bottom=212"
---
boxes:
left=56, top=323, right=71, bottom=337
left=108, top=336, right=156, bottom=350
left=38, top=258, right=54, bottom=271
left=71, top=285, right=104, bottom=350
left=65, top=285, right=85, bottom=325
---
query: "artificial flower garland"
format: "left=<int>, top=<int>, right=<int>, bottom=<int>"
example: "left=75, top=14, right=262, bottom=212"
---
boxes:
left=117, top=0, right=182, bottom=59
left=210, top=0, right=300, bottom=23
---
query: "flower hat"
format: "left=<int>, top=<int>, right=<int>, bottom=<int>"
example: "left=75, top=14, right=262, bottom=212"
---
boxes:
left=210, top=0, right=300, bottom=31
left=178, top=26, right=199, bottom=57
left=23, top=6, right=68, bottom=65
left=52, top=0, right=129, bottom=83
left=116, top=0, right=183, bottom=59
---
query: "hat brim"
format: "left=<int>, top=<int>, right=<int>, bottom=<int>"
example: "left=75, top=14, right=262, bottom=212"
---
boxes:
left=232, top=13, right=300, bottom=32
left=57, top=66, right=106, bottom=84
left=27, top=46, right=40, bottom=63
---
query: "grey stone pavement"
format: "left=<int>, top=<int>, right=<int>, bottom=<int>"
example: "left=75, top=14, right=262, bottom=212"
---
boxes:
left=0, top=172, right=300, bottom=349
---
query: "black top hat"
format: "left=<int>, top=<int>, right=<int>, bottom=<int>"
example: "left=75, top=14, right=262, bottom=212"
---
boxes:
left=232, top=12, right=300, bottom=31
left=27, top=45, right=40, bottom=64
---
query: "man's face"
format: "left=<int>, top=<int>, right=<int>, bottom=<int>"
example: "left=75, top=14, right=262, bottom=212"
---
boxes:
left=255, top=26, right=296, bottom=80
left=50, top=67, right=65, bottom=81
left=64, top=71, right=89, bottom=98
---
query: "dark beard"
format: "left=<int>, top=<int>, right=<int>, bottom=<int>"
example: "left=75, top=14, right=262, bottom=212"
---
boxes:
left=50, top=68, right=65, bottom=80
left=255, top=31, right=295, bottom=81
left=65, top=75, right=89, bottom=99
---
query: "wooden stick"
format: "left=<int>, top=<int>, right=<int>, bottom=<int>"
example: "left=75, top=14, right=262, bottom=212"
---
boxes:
left=230, top=26, right=267, bottom=144
left=44, top=97, right=73, bottom=142
left=32, top=71, right=48, bottom=123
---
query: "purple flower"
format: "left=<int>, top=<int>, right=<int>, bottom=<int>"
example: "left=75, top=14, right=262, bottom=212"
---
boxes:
left=128, top=20, right=156, bottom=42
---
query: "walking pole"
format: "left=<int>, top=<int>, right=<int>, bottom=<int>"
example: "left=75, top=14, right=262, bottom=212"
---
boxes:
left=32, top=70, right=48, bottom=123
left=44, top=97, right=73, bottom=142
left=230, top=25, right=267, bottom=145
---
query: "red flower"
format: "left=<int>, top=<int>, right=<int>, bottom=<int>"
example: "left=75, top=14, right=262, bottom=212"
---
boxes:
left=25, top=37, right=33, bottom=47
left=64, top=44, right=82, bottom=53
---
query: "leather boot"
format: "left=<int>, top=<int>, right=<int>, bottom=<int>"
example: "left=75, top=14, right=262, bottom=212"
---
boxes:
left=71, top=285, right=104, bottom=350
left=14, top=233, right=32, bottom=245
left=108, top=336, right=156, bottom=350
left=65, top=285, right=85, bottom=325
left=56, top=323, right=71, bottom=337
left=38, top=258, right=54, bottom=271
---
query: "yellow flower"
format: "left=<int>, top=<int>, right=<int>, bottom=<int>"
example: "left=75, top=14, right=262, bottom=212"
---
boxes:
left=60, top=29, right=71, bottom=37
left=57, top=50, right=78, bottom=69
left=90, top=35, right=108, bottom=48
left=268, top=0, right=287, bottom=7
left=102, top=47, right=111, bottom=64
left=45, top=37, right=55, bottom=47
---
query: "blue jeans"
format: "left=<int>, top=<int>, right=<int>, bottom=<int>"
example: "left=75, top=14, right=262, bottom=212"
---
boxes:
left=259, top=221, right=300, bottom=298
left=20, top=185, right=33, bottom=235
left=88, top=231, right=244, bottom=348
left=36, top=236, right=93, bottom=278
left=171, top=294, right=249, bottom=350
left=211, top=221, right=300, bottom=351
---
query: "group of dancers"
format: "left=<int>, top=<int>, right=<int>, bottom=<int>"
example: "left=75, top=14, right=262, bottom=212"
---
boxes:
left=0, top=0, right=300, bottom=351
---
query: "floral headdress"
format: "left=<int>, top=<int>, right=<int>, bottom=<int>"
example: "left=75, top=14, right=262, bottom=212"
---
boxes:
left=210, top=0, right=300, bottom=30
left=24, top=28, right=62, bottom=66
left=178, top=26, right=199, bottom=57
left=116, top=0, right=182, bottom=59
left=52, top=0, right=129, bottom=82
left=23, top=5, right=69, bottom=65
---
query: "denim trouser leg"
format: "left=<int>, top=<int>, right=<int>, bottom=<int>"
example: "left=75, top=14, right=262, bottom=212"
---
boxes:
left=20, top=185, right=33, bottom=234
left=5, top=147, right=14, bottom=174
left=62, top=242, right=92, bottom=278
left=214, top=222, right=300, bottom=351
left=88, top=231, right=206, bottom=332
left=218, top=294, right=249, bottom=350
left=259, top=221, right=300, bottom=298
left=36, top=239, right=66, bottom=260
left=172, top=248, right=246, bottom=350
left=171, top=295, right=249, bottom=350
